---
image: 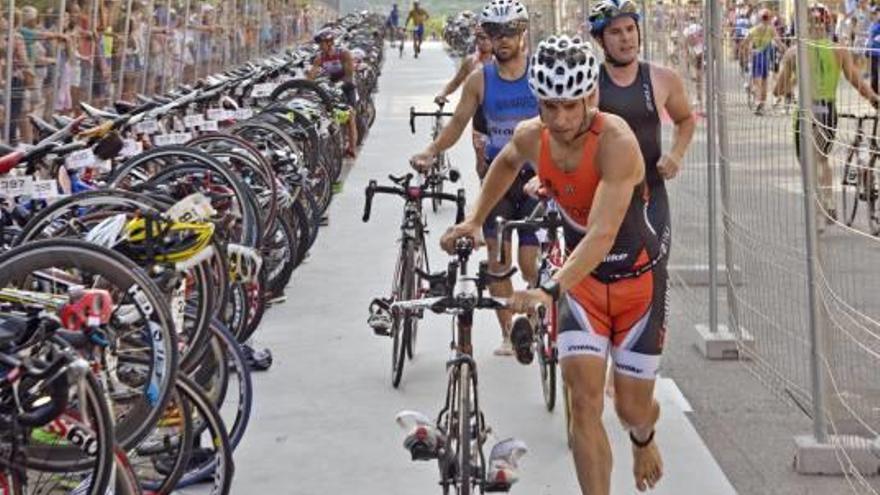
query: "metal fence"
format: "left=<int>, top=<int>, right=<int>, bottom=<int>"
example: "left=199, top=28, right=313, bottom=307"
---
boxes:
left=1, top=0, right=337, bottom=143
left=524, top=0, right=880, bottom=491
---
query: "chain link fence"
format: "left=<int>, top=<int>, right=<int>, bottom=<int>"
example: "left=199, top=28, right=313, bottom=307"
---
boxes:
left=1, top=0, right=337, bottom=143
left=524, top=0, right=880, bottom=491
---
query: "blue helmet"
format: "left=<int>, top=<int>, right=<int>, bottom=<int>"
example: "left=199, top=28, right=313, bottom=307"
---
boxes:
left=588, top=0, right=641, bottom=37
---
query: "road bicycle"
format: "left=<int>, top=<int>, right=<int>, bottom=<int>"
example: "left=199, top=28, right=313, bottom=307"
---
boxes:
left=496, top=201, right=565, bottom=413
left=363, top=173, right=465, bottom=387
left=839, top=112, right=880, bottom=235
left=392, top=238, right=529, bottom=494
left=410, top=102, right=458, bottom=213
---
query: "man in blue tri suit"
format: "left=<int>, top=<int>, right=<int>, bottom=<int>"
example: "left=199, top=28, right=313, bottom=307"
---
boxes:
left=387, top=4, right=400, bottom=46
left=410, top=0, right=537, bottom=356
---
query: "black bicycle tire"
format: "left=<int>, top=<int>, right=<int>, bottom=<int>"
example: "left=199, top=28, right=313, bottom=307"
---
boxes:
left=10, top=371, right=114, bottom=495
left=458, top=362, right=472, bottom=495
left=0, top=239, right=178, bottom=451
left=843, top=151, right=860, bottom=226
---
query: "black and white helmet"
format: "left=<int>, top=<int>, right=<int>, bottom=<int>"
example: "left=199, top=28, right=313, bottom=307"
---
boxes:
left=528, top=35, right=600, bottom=100
left=480, top=0, right=529, bottom=26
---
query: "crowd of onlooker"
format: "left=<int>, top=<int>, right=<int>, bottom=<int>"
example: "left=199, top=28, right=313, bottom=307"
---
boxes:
left=1, top=0, right=335, bottom=144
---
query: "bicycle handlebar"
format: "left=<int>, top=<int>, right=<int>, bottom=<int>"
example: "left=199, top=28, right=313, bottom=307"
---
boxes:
left=362, top=179, right=465, bottom=223
left=496, top=203, right=563, bottom=265
left=409, top=105, right=454, bottom=134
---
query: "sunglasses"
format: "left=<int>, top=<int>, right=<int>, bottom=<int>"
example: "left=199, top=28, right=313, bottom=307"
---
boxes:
left=483, top=23, right=524, bottom=40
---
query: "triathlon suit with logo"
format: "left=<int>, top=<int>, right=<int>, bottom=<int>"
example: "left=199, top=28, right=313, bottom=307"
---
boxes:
left=599, top=63, right=671, bottom=265
left=481, top=62, right=540, bottom=245
left=316, top=49, right=356, bottom=105
left=538, top=113, right=667, bottom=380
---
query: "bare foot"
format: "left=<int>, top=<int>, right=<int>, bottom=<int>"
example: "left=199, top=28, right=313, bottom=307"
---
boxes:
left=632, top=433, right=663, bottom=492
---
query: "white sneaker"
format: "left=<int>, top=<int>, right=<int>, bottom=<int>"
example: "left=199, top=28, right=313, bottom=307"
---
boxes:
left=494, top=339, right=514, bottom=356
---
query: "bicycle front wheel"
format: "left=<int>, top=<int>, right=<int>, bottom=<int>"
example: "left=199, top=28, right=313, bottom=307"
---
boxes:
left=390, top=241, right=412, bottom=388
left=457, top=362, right=473, bottom=495
left=537, top=307, right=557, bottom=412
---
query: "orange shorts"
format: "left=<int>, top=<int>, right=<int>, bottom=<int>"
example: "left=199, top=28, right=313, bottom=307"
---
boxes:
left=557, top=265, right=668, bottom=380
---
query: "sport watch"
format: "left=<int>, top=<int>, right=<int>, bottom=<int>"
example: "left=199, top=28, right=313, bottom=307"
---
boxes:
left=539, top=279, right=561, bottom=302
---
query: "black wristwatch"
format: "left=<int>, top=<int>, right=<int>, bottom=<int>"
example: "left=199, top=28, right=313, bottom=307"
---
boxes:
left=539, top=279, right=561, bottom=302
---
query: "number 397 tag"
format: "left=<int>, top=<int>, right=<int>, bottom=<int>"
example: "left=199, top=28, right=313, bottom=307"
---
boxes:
left=0, top=176, right=33, bottom=198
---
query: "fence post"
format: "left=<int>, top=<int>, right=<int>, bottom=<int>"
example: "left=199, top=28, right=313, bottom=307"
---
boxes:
left=140, top=0, right=154, bottom=94
left=704, top=0, right=718, bottom=335
left=158, top=0, right=171, bottom=93
left=4, top=0, right=15, bottom=142
left=86, top=0, right=100, bottom=103
left=116, top=0, right=134, bottom=101
left=48, top=0, right=68, bottom=118
left=640, top=0, right=649, bottom=61
left=694, top=0, right=748, bottom=359
left=792, top=0, right=827, bottom=446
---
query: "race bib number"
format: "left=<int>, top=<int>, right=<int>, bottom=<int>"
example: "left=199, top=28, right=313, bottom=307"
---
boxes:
left=65, top=149, right=97, bottom=170
left=200, top=120, right=219, bottom=132
left=0, top=176, right=32, bottom=198
left=183, top=114, right=205, bottom=129
left=251, top=83, right=278, bottom=98
left=133, top=119, right=159, bottom=135
left=31, top=179, right=60, bottom=199
left=234, top=108, right=254, bottom=120
left=153, top=132, right=193, bottom=146
left=119, top=139, right=143, bottom=158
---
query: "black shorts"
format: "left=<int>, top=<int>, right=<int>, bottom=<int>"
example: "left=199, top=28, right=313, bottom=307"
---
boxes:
left=646, top=182, right=671, bottom=267
left=481, top=169, right=539, bottom=246
left=794, top=100, right=838, bottom=161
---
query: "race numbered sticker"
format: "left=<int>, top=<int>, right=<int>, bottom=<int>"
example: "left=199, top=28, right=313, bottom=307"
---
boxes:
left=30, top=179, right=60, bottom=199
left=153, top=132, right=193, bottom=146
left=234, top=108, right=254, bottom=120
left=119, top=139, right=143, bottom=158
left=65, top=149, right=97, bottom=170
left=207, top=108, right=235, bottom=121
left=183, top=114, right=205, bottom=129
left=0, top=176, right=32, bottom=198
left=134, top=119, right=159, bottom=135
left=251, top=83, right=278, bottom=98
left=200, top=120, right=219, bottom=132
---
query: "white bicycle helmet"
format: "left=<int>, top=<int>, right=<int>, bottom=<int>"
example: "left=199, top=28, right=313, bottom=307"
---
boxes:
left=480, top=0, right=529, bottom=26
left=528, top=35, right=600, bottom=100
left=589, top=0, right=640, bottom=35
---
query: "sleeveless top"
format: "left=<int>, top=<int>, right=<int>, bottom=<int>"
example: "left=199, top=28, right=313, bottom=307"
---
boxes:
left=537, top=112, right=663, bottom=283
left=599, top=63, right=663, bottom=187
left=471, top=54, right=493, bottom=135
left=317, top=49, right=346, bottom=82
left=481, top=63, right=539, bottom=163
left=808, top=39, right=840, bottom=102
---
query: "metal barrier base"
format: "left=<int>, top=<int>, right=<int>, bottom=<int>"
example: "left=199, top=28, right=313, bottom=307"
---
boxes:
left=694, top=324, right=754, bottom=360
left=794, top=434, right=880, bottom=475
left=669, top=264, right=744, bottom=286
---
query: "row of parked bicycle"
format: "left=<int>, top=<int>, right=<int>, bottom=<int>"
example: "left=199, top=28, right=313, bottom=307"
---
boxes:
left=0, top=11, right=386, bottom=495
